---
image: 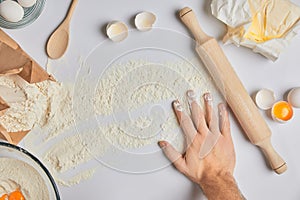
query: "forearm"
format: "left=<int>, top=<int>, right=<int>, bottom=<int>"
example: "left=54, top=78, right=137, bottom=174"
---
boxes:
left=199, top=172, right=244, bottom=200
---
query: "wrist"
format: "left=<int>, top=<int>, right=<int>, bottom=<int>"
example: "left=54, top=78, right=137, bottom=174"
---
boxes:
left=199, top=171, right=243, bottom=200
left=199, top=169, right=233, bottom=187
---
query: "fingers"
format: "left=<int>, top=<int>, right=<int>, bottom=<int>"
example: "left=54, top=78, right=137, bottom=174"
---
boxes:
left=158, top=141, right=186, bottom=173
left=218, top=103, right=231, bottom=137
left=173, top=100, right=183, bottom=124
left=186, top=90, right=208, bottom=135
left=203, top=93, right=213, bottom=125
left=173, top=100, right=197, bottom=145
left=203, top=93, right=219, bottom=133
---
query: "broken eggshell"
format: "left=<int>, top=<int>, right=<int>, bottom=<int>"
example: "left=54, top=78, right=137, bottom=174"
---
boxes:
left=287, top=87, right=300, bottom=108
left=106, top=21, right=128, bottom=42
left=135, top=11, right=156, bottom=31
left=254, top=89, right=276, bottom=110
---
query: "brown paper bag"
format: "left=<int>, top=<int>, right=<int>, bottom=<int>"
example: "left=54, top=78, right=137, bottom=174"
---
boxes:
left=0, top=29, right=54, bottom=144
left=0, top=96, right=9, bottom=116
left=0, top=29, right=54, bottom=82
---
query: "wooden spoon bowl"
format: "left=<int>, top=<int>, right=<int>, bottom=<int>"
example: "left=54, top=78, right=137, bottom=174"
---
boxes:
left=46, top=0, right=78, bottom=59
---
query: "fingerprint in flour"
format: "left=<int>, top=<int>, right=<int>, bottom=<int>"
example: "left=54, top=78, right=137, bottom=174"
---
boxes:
left=111, top=63, right=192, bottom=139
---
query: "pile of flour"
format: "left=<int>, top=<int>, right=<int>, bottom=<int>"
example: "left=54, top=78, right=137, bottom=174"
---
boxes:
left=0, top=75, right=74, bottom=139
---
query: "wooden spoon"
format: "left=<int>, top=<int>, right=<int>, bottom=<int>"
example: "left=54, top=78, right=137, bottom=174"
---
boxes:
left=46, top=0, right=78, bottom=59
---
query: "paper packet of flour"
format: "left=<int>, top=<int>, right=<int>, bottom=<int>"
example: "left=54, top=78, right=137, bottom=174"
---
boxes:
left=0, top=29, right=53, bottom=83
left=211, top=0, right=300, bottom=61
left=0, top=29, right=54, bottom=144
left=0, top=96, right=9, bottom=116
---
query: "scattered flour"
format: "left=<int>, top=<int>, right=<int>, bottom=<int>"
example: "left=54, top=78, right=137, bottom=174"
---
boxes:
left=88, top=59, right=220, bottom=153
left=1, top=58, right=222, bottom=186
left=44, top=128, right=109, bottom=173
left=93, top=59, right=214, bottom=116
left=103, top=118, right=185, bottom=152
left=56, top=168, right=97, bottom=187
left=45, top=134, right=91, bottom=173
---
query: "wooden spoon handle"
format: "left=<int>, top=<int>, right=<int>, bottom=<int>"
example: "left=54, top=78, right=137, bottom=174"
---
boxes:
left=65, top=0, right=79, bottom=23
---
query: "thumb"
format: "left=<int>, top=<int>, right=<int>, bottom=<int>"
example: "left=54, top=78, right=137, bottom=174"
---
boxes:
left=159, top=141, right=186, bottom=173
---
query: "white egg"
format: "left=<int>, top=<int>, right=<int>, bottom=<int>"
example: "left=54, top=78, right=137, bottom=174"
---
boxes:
left=254, top=88, right=276, bottom=110
left=288, top=87, right=300, bottom=108
left=17, top=0, right=37, bottom=8
left=0, top=0, right=24, bottom=23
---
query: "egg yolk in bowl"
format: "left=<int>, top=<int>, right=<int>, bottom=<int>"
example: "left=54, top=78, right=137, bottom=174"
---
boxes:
left=0, top=190, right=25, bottom=200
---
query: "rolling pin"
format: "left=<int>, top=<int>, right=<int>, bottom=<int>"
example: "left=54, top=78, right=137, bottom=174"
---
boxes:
left=179, top=7, right=287, bottom=174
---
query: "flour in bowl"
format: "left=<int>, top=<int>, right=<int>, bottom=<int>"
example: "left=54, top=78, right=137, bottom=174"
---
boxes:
left=0, top=157, right=49, bottom=199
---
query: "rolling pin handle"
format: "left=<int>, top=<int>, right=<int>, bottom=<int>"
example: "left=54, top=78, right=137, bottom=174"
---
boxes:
left=257, top=138, right=287, bottom=174
left=179, top=7, right=212, bottom=44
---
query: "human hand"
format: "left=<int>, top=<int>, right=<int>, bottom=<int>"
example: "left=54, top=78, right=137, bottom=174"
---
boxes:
left=158, top=91, right=236, bottom=186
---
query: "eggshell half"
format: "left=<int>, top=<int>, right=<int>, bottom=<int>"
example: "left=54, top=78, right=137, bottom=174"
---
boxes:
left=135, top=12, right=156, bottom=31
left=288, top=87, right=300, bottom=108
left=255, top=89, right=276, bottom=110
left=106, top=21, right=128, bottom=42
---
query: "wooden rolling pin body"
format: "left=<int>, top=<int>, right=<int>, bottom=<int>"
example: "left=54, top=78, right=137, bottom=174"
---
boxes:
left=179, top=7, right=287, bottom=174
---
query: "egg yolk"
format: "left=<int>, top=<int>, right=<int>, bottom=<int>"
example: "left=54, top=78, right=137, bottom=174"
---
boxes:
left=0, top=190, right=25, bottom=200
left=8, top=191, right=25, bottom=200
left=272, top=101, right=293, bottom=121
left=0, top=194, right=8, bottom=200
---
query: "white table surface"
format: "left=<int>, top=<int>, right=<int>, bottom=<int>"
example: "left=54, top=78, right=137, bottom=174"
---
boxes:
left=4, top=0, right=300, bottom=199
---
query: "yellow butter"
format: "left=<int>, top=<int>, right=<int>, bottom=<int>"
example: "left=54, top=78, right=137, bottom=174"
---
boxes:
left=244, top=0, right=300, bottom=43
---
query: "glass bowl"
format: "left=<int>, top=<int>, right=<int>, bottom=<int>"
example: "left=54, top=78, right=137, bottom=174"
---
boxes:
left=0, top=141, right=60, bottom=199
left=0, top=0, right=46, bottom=29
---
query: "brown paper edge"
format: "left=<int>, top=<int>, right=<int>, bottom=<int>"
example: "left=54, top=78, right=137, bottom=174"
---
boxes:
left=0, top=29, right=54, bottom=144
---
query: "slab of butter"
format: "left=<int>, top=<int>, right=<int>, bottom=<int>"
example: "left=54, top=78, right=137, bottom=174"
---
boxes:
left=211, top=0, right=300, bottom=61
